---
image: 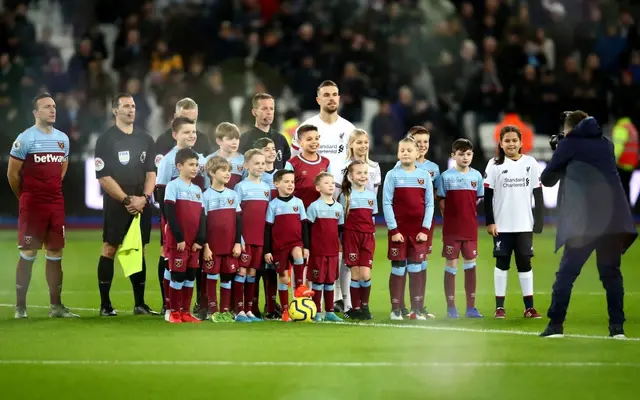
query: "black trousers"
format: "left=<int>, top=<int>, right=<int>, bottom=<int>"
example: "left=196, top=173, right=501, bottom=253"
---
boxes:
left=547, top=235, right=625, bottom=326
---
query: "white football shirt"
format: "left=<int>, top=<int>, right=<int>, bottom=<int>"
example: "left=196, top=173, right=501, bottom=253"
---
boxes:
left=335, top=158, right=382, bottom=199
left=292, top=114, right=355, bottom=181
left=484, top=154, right=541, bottom=232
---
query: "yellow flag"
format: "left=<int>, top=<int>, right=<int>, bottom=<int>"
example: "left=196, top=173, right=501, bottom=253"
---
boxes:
left=117, top=214, right=143, bottom=277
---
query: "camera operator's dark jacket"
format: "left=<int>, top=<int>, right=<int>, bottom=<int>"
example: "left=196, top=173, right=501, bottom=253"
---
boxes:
left=541, top=117, right=637, bottom=252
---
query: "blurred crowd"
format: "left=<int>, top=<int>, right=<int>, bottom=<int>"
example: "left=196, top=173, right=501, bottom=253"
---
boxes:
left=1, top=0, right=640, bottom=164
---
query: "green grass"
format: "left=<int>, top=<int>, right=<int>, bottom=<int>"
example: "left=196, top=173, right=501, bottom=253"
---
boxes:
left=1, top=228, right=639, bottom=399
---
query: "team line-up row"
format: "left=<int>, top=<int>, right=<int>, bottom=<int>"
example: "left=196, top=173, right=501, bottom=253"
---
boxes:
left=155, top=119, right=542, bottom=324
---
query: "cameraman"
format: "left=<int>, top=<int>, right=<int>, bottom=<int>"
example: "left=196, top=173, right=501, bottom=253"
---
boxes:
left=540, top=111, right=637, bottom=338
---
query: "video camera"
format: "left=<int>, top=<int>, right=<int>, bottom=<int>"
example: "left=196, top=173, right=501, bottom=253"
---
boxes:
left=550, top=111, right=572, bottom=150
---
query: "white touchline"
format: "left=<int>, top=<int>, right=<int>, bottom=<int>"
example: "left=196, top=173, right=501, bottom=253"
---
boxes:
left=0, top=360, right=638, bottom=367
left=0, top=303, right=638, bottom=342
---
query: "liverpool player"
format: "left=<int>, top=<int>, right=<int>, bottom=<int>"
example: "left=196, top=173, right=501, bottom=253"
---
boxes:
left=285, top=124, right=331, bottom=209
left=234, top=149, right=270, bottom=322
left=206, top=122, right=244, bottom=189
left=202, top=156, right=243, bottom=323
left=8, top=93, right=78, bottom=318
left=306, top=172, right=344, bottom=322
left=394, top=126, right=441, bottom=317
left=164, top=148, right=206, bottom=323
left=155, top=116, right=207, bottom=313
left=264, top=170, right=310, bottom=322
left=384, top=138, right=435, bottom=320
left=437, top=139, right=484, bottom=318
left=339, top=160, right=378, bottom=320
left=484, top=126, right=544, bottom=319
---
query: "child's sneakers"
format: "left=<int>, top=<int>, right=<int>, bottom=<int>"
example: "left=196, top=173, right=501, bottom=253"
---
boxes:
left=313, top=313, right=323, bottom=322
left=168, top=311, right=183, bottom=323
left=447, top=307, right=460, bottom=319
left=389, top=309, right=403, bottom=321
left=246, top=311, right=263, bottom=322
left=324, top=312, right=343, bottom=322
left=181, top=312, right=201, bottom=323
left=221, top=312, right=235, bottom=322
left=235, top=311, right=252, bottom=322
left=294, top=284, right=314, bottom=298
left=465, top=307, right=483, bottom=318
left=281, top=310, right=292, bottom=322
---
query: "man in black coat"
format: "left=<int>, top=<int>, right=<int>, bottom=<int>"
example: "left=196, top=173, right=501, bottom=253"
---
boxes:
left=239, top=93, right=290, bottom=169
left=540, top=111, right=637, bottom=338
left=154, top=98, right=212, bottom=158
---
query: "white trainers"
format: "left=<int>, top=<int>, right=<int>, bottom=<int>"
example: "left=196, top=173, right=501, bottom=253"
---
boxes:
left=15, top=307, right=27, bottom=319
left=390, top=309, right=403, bottom=321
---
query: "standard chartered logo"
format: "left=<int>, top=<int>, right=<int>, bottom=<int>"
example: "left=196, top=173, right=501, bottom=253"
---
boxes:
left=34, top=154, right=65, bottom=163
left=502, top=177, right=528, bottom=188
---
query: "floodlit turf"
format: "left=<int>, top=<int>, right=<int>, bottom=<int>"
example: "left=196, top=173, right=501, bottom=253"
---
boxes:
left=1, top=228, right=639, bottom=399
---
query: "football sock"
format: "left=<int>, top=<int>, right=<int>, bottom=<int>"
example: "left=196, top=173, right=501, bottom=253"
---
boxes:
left=182, top=280, right=195, bottom=311
left=220, top=279, right=232, bottom=312
left=129, top=257, right=147, bottom=307
left=206, top=274, right=219, bottom=313
left=519, top=270, right=534, bottom=309
left=157, top=256, right=165, bottom=301
left=464, top=262, right=477, bottom=309
left=334, top=253, right=343, bottom=301
left=324, top=284, right=335, bottom=312
left=244, top=275, right=256, bottom=313
left=45, top=256, right=63, bottom=305
left=163, top=268, right=171, bottom=309
left=233, top=275, right=246, bottom=314
left=169, top=280, right=183, bottom=311
left=278, top=282, right=289, bottom=311
left=293, top=258, right=304, bottom=288
left=359, top=279, right=371, bottom=307
left=252, top=270, right=262, bottom=315
left=349, top=279, right=361, bottom=310
left=494, top=267, right=508, bottom=308
left=407, top=263, right=421, bottom=310
left=419, top=261, right=428, bottom=308
left=339, top=264, right=351, bottom=306
left=97, top=256, right=115, bottom=307
left=198, top=270, right=208, bottom=310
left=399, top=270, right=407, bottom=310
left=444, top=267, right=456, bottom=308
left=16, top=253, right=36, bottom=309
left=312, top=283, right=323, bottom=312
left=194, top=266, right=202, bottom=305
left=390, top=265, right=406, bottom=310
left=265, top=270, right=277, bottom=313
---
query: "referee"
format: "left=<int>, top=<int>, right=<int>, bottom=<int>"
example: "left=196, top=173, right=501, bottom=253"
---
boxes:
left=239, top=93, right=290, bottom=169
left=94, top=93, right=160, bottom=316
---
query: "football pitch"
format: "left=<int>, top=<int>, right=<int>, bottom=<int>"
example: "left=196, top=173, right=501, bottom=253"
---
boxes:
left=0, top=228, right=639, bottom=399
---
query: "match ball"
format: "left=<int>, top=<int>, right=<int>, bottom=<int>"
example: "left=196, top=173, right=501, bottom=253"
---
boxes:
left=289, top=297, right=317, bottom=322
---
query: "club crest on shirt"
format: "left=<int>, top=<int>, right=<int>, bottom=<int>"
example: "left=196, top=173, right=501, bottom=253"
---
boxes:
left=175, top=259, right=183, bottom=268
left=429, top=171, right=434, bottom=177
left=368, top=200, right=374, bottom=206
left=293, top=206, right=299, bottom=212
left=391, top=248, right=399, bottom=257
left=349, top=253, right=357, bottom=262
left=445, top=246, right=453, bottom=255
left=418, top=178, right=425, bottom=185
left=140, top=151, right=146, bottom=163
left=471, top=181, right=477, bottom=188
left=58, top=141, right=65, bottom=150
left=227, top=198, right=234, bottom=205
left=196, top=193, right=200, bottom=200
left=335, top=212, right=341, bottom=218
left=264, top=191, right=269, bottom=198
left=237, top=165, right=243, bottom=172
left=526, top=166, right=531, bottom=173
left=118, top=151, right=130, bottom=165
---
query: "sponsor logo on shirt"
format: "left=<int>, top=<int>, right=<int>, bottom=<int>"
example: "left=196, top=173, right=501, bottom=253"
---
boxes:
left=34, top=153, right=65, bottom=163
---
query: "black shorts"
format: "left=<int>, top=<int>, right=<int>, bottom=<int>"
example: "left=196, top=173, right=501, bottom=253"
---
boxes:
left=103, top=200, right=152, bottom=246
left=493, top=232, right=533, bottom=258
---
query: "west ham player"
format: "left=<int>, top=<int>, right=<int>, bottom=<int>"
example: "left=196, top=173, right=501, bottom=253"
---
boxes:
left=306, top=172, right=344, bottom=322
left=484, top=126, right=544, bottom=319
left=234, top=149, right=270, bottom=322
left=95, top=93, right=158, bottom=316
left=239, top=93, right=290, bottom=169
left=155, top=97, right=212, bottom=157
left=264, top=170, right=310, bottom=322
left=285, top=124, right=331, bottom=208
left=335, top=129, right=381, bottom=312
left=384, top=138, right=435, bottom=320
left=292, top=80, right=356, bottom=310
left=206, top=122, right=244, bottom=189
left=155, top=117, right=207, bottom=313
left=339, top=161, right=378, bottom=320
left=164, top=149, right=206, bottom=323
left=8, top=93, right=77, bottom=318
left=437, top=139, right=484, bottom=319
left=202, top=156, right=243, bottom=323
left=394, top=126, right=440, bottom=316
